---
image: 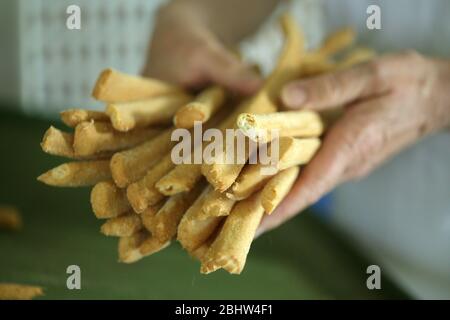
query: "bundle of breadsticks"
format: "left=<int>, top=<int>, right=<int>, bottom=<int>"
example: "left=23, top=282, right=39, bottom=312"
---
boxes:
left=37, top=14, right=374, bottom=274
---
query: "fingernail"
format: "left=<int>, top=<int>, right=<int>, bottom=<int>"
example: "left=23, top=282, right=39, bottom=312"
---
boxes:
left=282, top=85, right=307, bottom=108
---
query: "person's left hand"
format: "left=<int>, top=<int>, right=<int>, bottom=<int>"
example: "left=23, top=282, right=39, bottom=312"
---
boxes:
left=257, top=51, right=450, bottom=235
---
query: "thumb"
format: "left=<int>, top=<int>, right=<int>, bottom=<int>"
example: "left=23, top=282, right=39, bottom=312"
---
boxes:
left=201, top=44, right=262, bottom=95
left=281, top=61, right=387, bottom=110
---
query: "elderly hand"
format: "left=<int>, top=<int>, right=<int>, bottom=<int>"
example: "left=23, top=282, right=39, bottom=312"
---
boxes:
left=258, top=51, right=450, bottom=235
left=143, top=3, right=261, bottom=94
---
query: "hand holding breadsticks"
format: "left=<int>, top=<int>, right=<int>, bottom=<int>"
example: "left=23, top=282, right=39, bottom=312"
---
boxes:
left=38, top=11, right=393, bottom=274
left=258, top=52, right=450, bottom=235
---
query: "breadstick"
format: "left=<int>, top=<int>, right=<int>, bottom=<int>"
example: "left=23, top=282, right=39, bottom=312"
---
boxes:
left=100, top=212, right=142, bottom=237
left=317, top=27, right=355, bottom=57
left=177, top=186, right=224, bottom=251
left=106, top=94, right=191, bottom=132
left=40, top=126, right=76, bottom=158
left=90, top=181, right=130, bottom=219
left=237, top=110, right=324, bottom=142
left=126, top=154, right=175, bottom=213
left=276, top=137, right=321, bottom=170
left=337, top=47, right=376, bottom=69
left=41, top=126, right=111, bottom=159
left=190, top=242, right=211, bottom=261
left=201, top=94, right=276, bottom=192
left=141, top=202, right=165, bottom=232
left=262, top=14, right=305, bottom=100
left=261, top=166, right=300, bottom=214
left=201, top=192, right=265, bottom=274
left=156, top=163, right=202, bottom=196
left=173, top=86, right=226, bottom=129
left=0, top=206, right=22, bottom=231
left=156, top=107, right=232, bottom=195
left=226, top=164, right=274, bottom=201
left=150, top=182, right=204, bottom=243
left=139, top=236, right=171, bottom=256
left=110, top=128, right=175, bottom=187
left=118, top=230, right=149, bottom=263
left=92, top=68, right=182, bottom=102
left=226, top=137, right=284, bottom=200
left=0, top=283, right=44, bottom=300
left=201, top=13, right=304, bottom=191
left=60, top=109, right=109, bottom=127
left=73, top=121, right=161, bottom=156
left=37, top=160, right=111, bottom=187
left=198, top=188, right=235, bottom=220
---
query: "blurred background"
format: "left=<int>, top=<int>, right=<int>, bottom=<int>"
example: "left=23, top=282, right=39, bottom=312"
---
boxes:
left=1, top=0, right=448, bottom=300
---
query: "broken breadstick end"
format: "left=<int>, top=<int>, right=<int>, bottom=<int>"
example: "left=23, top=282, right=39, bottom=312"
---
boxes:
left=100, top=213, right=142, bottom=237
left=91, top=181, right=131, bottom=219
left=0, top=283, right=44, bottom=300
left=37, top=160, right=111, bottom=187
left=173, top=86, right=226, bottom=129
left=118, top=231, right=149, bottom=263
left=60, top=109, right=109, bottom=128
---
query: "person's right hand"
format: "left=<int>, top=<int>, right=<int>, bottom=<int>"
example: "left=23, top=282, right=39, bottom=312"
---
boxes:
left=143, top=3, right=262, bottom=95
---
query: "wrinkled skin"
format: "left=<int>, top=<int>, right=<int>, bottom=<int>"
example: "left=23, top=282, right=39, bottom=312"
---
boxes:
left=258, top=52, right=450, bottom=235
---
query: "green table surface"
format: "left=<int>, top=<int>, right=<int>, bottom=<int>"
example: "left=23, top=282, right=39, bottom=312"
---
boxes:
left=0, top=110, right=408, bottom=299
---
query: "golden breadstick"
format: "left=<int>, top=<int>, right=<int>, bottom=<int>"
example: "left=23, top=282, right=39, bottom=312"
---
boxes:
left=141, top=202, right=165, bottom=232
left=190, top=242, right=211, bottom=261
left=197, top=187, right=235, bottom=220
left=92, top=68, right=182, bottom=102
left=201, top=94, right=276, bottom=192
left=41, top=126, right=111, bottom=159
left=156, top=106, right=232, bottom=195
left=263, top=14, right=305, bottom=100
left=0, top=283, right=44, bottom=300
left=90, top=181, right=131, bottom=219
left=317, top=27, right=355, bottom=57
left=73, top=121, right=161, bottom=156
left=177, top=186, right=224, bottom=251
left=118, top=230, right=149, bottom=263
left=173, top=86, right=226, bottom=129
left=126, top=154, right=175, bottom=213
left=100, top=212, right=142, bottom=237
left=276, top=137, right=321, bottom=170
left=139, top=236, right=171, bottom=256
left=261, top=166, right=300, bottom=214
left=226, top=137, right=285, bottom=200
left=60, top=109, right=109, bottom=127
left=37, top=160, right=111, bottom=187
left=106, top=94, right=191, bottom=132
left=40, top=126, right=76, bottom=158
left=201, top=13, right=304, bottom=191
left=110, top=128, right=175, bottom=187
left=226, top=164, right=274, bottom=201
left=151, top=182, right=204, bottom=243
left=237, top=110, right=324, bottom=142
left=156, top=163, right=201, bottom=196
left=0, top=206, right=22, bottom=231
left=337, top=47, right=376, bottom=69
left=201, top=192, right=265, bottom=274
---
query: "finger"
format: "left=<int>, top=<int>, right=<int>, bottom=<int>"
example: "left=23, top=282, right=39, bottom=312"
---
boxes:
left=281, top=61, right=389, bottom=110
left=256, top=114, right=353, bottom=236
left=257, top=96, right=396, bottom=236
left=201, top=44, right=262, bottom=95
